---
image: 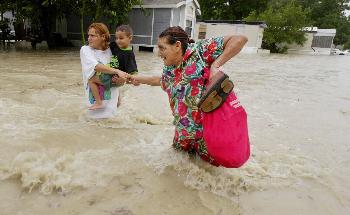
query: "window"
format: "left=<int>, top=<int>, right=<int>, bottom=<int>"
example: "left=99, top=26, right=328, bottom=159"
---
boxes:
left=185, top=20, right=192, bottom=36
left=198, top=24, right=207, bottom=39
left=312, top=36, right=333, bottom=48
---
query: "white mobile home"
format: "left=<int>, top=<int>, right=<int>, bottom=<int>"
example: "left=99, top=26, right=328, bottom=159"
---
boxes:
left=130, top=0, right=200, bottom=49
left=287, top=28, right=336, bottom=55
left=63, top=0, right=200, bottom=48
left=194, top=20, right=267, bottom=54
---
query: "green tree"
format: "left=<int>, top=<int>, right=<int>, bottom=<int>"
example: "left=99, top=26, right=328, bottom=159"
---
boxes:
left=343, top=36, right=350, bottom=49
left=0, top=18, right=11, bottom=45
left=52, top=0, right=143, bottom=45
left=296, top=0, right=350, bottom=46
left=8, top=0, right=64, bottom=48
left=0, top=0, right=11, bottom=19
left=198, top=0, right=269, bottom=20
left=246, top=1, right=310, bottom=53
left=198, top=0, right=350, bottom=50
left=94, top=0, right=143, bottom=23
left=7, top=0, right=143, bottom=47
left=0, top=0, right=13, bottom=45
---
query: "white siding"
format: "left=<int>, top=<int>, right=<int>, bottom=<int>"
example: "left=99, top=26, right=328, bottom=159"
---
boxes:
left=179, top=5, right=186, bottom=29
left=194, top=22, right=265, bottom=53
left=152, top=9, right=172, bottom=45
left=172, top=8, right=181, bottom=26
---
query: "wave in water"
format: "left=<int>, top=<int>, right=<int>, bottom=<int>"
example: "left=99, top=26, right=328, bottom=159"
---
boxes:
left=121, top=131, right=329, bottom=201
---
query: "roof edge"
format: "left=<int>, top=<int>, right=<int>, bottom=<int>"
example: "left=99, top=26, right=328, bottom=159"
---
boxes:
left=198, top=20, right=266, bottom=25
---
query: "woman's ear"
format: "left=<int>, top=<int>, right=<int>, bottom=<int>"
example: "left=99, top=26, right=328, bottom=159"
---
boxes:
left=175, top=41, right=182, bottom=52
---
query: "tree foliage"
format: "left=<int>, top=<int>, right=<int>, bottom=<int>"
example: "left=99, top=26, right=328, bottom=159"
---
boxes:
left=49, top=0, right=143, bottom=44
left=295, top=0, right=350, bottom=45
left=200, top=0, right=350, bottom=52
left=246, top=1, right=310, bottom=53
left=198, top=0, right=269, bottom=20
left=343, top=36, right=350, bottom=49
left=3, top=0, right=143, bottom=47
left=0, top=0, right=13, bottom=45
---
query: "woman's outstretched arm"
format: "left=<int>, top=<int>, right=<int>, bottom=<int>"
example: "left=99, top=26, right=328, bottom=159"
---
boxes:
left=131, top=75, right=161, bottom=86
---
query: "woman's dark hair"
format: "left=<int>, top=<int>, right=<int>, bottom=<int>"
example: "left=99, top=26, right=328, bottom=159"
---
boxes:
left=159, top=26, right=195, bottom=54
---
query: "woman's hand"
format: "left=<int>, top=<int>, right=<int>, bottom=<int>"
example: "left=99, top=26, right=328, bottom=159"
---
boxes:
left=125, top=75, right=161, bottom=86
left=127, top=75, right=141, bottom=86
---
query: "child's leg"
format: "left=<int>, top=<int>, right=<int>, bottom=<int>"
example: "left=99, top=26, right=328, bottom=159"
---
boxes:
left=88, top=76, right=104, bottom=110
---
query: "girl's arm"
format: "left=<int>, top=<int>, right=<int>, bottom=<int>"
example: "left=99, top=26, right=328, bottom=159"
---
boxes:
left=95, top=64, right=129, bottom=79
left=131, top=75, right=161, bottom=86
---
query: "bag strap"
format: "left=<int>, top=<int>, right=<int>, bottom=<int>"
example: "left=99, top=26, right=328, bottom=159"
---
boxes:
left=196, top=49, right=210, bottom=87
left=195, top=49, right=212, bottom=104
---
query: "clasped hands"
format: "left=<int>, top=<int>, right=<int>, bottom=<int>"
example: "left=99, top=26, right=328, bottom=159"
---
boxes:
left=111, top=71, right=140, bottom=86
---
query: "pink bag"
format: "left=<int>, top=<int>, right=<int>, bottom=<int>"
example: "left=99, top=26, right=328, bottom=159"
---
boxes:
left=202, top=91, right=250, bottom=168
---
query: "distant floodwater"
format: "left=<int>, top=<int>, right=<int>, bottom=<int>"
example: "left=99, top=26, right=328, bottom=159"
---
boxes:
left=0, top=49, right=349, bottom=215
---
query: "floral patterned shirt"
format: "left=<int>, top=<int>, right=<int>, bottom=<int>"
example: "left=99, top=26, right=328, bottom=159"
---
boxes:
left=160, top=37, right=224, bottom=163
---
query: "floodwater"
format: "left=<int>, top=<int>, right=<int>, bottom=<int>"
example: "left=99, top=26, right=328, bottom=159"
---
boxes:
left=0, top=47, right=349, bottom=215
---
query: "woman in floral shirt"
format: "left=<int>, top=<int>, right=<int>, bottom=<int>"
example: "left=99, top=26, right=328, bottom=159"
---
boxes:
left=131, top=26, right=247, bottom=165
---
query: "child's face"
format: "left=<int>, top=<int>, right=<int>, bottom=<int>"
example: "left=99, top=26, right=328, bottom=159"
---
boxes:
left=116, top=31, right=132, bottom=49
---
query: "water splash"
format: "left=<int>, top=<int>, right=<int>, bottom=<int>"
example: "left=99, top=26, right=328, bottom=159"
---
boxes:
left=0, top=149, right=127, bottom=194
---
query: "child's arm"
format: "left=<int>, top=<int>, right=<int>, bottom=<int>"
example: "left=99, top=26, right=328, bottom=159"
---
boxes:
left=131, top=75, right=161, bottom=86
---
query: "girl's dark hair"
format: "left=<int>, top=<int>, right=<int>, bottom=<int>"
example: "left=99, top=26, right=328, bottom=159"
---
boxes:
left=159, top=26, right=195, bottom=54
